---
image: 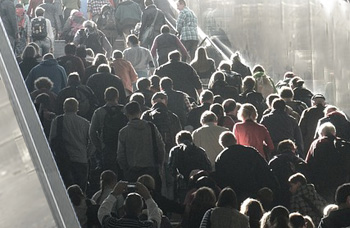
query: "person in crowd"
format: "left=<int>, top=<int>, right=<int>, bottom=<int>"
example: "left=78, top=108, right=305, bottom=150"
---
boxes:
left=240, top=198, right=265, bottom=228
left=25, top=53, right=67, bottom=94
left=155, top=50, right=202, bottom=102
left=279, top=86, right=308, bottom=116
left=263, top=93, right=279, bottom=116
left=30, top=7, right=54, bottom=55
left=222, top=98, right=240, bottom=123
left=110, top=50, right=138, bottom=96
left=15, top=3, right=31, bottom=56
left=149, top=75, right=161, bottom=93
left=215, top=131, right=278, bottom=203
left=151, top=24, right=189, bottom=67
left=89, top=87, right=128, bottom=174
left=117, top=101, right=165, bottom=192
left=208, top=71, right=239, bottom=101
left=97, top=181, right=161, bottom=228
left=114, top=0, right=142, bottom=37
left=276, top=71, right=296, bottom=91
left=62, top=0, right=80, bottom=22
left=181, top=187, right=216, bottom=228
left=218, top=61, right=243, bottom=94
left=231, top=52, right=252, bottom=78
left=200, top=187, right=249, bottom=228
left=319, top=183, right=350, bottom=228
left=306, top=122, right=350, bottom=202
left=252, top=65, right=277, bottom=99
left=30, top=76, right=57, bottom=111
left=176, top=0, right=198, bottom=59
left=133, top=77, right=154, bottom=107
left=27, top=0, right=43, bottom=18
left=76, top=45, right=92, bottom=68
left=19, top=45, right=40, bottom=79
left=87, top=63, right=127, bottom=106
left=289, top=212, right=307, bottom=228
left=185, top=89, right=213, bottom=131
left=233, top=103, right=274, bottom=159
left=61, top=10, right=85, bottom=43
left=290, top=76, right=313, bottom=107
left=123, top=34, right=155, bottom=78
left=269, top=139, right=307, bottom=208
left=130, top=92, right=150, bottom=113
left=210, top=103, right=235, bottom=131
left=289, top=173, right=327, bottom=225
left=159, top=77, right=191, bottom=126
left=139, top=0, right=166, bottom=48
left=57, top=43, right=85, bottom=80
left=299, top=94, right=327, bottom=154
left=190, top=47, right=216, bottom=83
left=84, top=53, right=110, bottom=84
left=260, top=98, right=304, bottom=157
left=1, top=0, right=18, bottom=50
left=50, top=98, right=91, bottom=191
left=269, top=206, right=291, bottom=228
left=39, top=0, right=62, bottom=38
left=34, top=93, right=56, bottom=138
left=192, top=111, right=228, bottom=167
left=87, top=0, right=111, bottom=22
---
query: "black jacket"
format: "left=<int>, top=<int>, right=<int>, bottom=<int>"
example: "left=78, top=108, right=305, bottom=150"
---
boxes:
left=0, top=0, right=17, bottom=38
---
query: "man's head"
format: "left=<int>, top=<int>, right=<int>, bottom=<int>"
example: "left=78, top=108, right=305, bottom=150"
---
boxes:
left=279, top=87, right=294, bottom=100
left=97, top=64, right=111, bottom=73
left=219, top=131, right=237, bottom=148
left=318, top=122, right=336, bottom=138
left=312, top=94, right=326, bottom=107
left=168, top=50, right=181, bottom=62
left=200, top=90, right=214, bottom=104
left=104, top=87, right=119, bottom=103
left=124, top=193, right=144, bottom=217
left=176, top=130, right=193, bottom=145
left=242, top=76, right=256, bottom=91
left=272, top=98, right=286, bottom=111
left=63, top=98, right=79, bottom=114
left=136, top=78, right=151, bottom=91
left=127, top=34, right=139, bottom=46
left=137, top=174, right=155, bottom=191
left=200, top=111, right=218, bottom=126
left=34, top=77, right=53, bottom=90
left=125, top=101, right=141, bottom=119
left=112, top=50, right=123, bottom=60
left=160, top=77, right=173, bottom=91
left=130, top=93, right=145, bottom=107
left=277, top=139, right=296, bottom=154
left=288, top=173, right=307, bottom=194
left=223, top=99, right=236, bottom=114
left=65, top=43, right=77, bottom=55
left=35, top=7, right=45, bottom=17
left=335, top=183, right=350, bottom=207
left=67, top=72, right=81, bottom=86
left=43, top=53, right=54, bottom=60
left=160, top=25, right=170, bottom=34
left=177, top=0, right=186, bottom=10
left=151, top=92, right=168, bottom=106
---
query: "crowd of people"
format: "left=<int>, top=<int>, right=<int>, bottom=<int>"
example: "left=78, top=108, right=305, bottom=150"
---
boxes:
left=1, top=0, right=350, bottom=227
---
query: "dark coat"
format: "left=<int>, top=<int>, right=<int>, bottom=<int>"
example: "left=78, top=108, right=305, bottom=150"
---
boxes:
left=57, top=54, right=85, bottom=81
left=293, top=87, right=313, bottom=107
left=231, top=60, right=252, bottom=78
left=19, top=57, right=40, bottom=79
left=210, top=80, right=239, bottom=101
left=163, top=88, right=190, bottom=127
left=319, top=208, right=350, bottom=228
left=316, top=111, right=350, bottom=141
left=186, top=102, right=211, bottom=131
left=0, top=0, right=17, bottom=38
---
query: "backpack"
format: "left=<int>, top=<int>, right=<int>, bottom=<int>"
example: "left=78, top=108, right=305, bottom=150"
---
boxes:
left=102, top=105, right=128, bottom=148
left=31, top=17, right=47, bottom=41
left=85, top=199, right=101, bottom=228
left=255, top=74, right=275, bottom=99
left=97, top=6, right=116, bottom=30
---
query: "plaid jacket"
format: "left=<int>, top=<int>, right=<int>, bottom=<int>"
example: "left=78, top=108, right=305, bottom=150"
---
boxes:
left=176, top=6, right=198, bottom=41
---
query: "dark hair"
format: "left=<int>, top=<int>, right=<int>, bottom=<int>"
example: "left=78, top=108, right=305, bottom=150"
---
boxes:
left=335, top=183, right=350, bottom=205
left=218, top=61, right=232, bottom=71
left=213, top=95, right=223, bottom=104
left=113, top=50, right=123, bottom=59
left=178, top=0, right=187, bottom=6
left=289, top=173, right=307, bottom=185
left=97, top=64, right=111, bottom=73
left=35, top=7, right=45, bottom=17
left=76, top=46, right=87, bottom=58
left=67, top=185, right=84, bottom=206
left=200, top=90, right=214, bottom=103
left=144, top=0, right=154, bottom=6
left=125, top=101, right=141, bottom=116
left=272, top=98, right=286, bottom=111
left=160, top=77, right=173, bottom=90
left=223, top=99, right=236, bottom=113
left=280, top=87, right=294, bottom=99
left=34, top=77, right=53, bottom=90
left=43, top=53, right=54, bottom=60
left=22, top=45, right=36, bottom=59
left=67, top=72, right=81, bottom=86
left=124, top=193, right=143, bottom=217
left=152, top=92, right=167, bottom=102
left=243, top=76, right=256, bottom=91
left=277, top=139, right=296, bottom=154
left=253, top=65, right=265, bottom=73
left=34, top=93, right=51, bottom=108
left=168, top=50, right=181, bottom=61
left=96, top=170, right=117, bottom=204
left=93, top=53, right=108, bottom=66
left=136, top=78, right=151, bottom=90
left=240, top=198, right=264, bottom=228
left=104, top=87, right=119, bottom=102
left=216, top=187, right=237, bottom=209
left=130, top=92, right=145, bottom=106
left=65, top=43, right=77, bottom=55
left=176, top=130, right=193, bottom=145
left=269, top=206, right=290, bottom=228
left=210, top=103, right=224, bottom=119
left=149, top=75, right=160, bottom=88
left=161, top=24, right=170, bottom=33
left=127, top=34, right=139, bottom=45
left=289, top=212, right=305, bottom=228
left=266, top=94, right=279, bottom=108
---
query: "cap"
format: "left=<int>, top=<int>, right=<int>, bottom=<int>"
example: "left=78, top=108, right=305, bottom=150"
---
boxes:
left=312, top=94, right=325, bottom=100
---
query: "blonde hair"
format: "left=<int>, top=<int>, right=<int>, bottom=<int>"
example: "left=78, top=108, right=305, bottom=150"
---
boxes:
left=238, top=103, right=257, bottom=121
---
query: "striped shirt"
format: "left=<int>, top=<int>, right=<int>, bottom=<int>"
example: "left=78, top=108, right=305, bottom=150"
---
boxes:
left=176, top=6, right=198, bottom=41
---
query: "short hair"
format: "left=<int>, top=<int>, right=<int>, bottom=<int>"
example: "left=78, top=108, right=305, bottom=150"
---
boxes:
left=243, top=76, right=256, bottom=91
left=149, top=75, right=160, bottom=87
left=240, top=198, right=265, bottom=222
left=104, top=87, right=119, bottom=102
left=86, top=48, right=95, bottom=58
left=124, top=193, right=143, bottom=217
left=219, top=131, right=237, bottom=148
left=178, top=0, right=187, bottom=6
left=176, top=130, right=192, bottom=144
left=67, top=184, right=84, bottom=206
left=93, top=53, right=108, bottom=66
left=160, top=24, right=170, bottom=33
left=289, top=212, right=305, bottom=228
left=67, top=72, right=81, bottom=86
left=200, top=90, right=214, bottom=103
left=34, top=77, right=53, bottom=90
left=210, top=103, right=224, bottom=118
left=218, top=61, right=232, bottom=71
left=83, top=20, right=96, bottom=29
left=112, top=50, right=123, bottom=59
left=65, top=43, right=77, bottom=55
left=168, top=50, right=181, bottom=61
left=200, top=111, right=218, bottom=125
left=253, top=65, right=265, bottom=73
left=15, top=3, right=24, bottom=8
left=137, top=174, right=155, bottom=190
left=335, top=183, right=350, bottom=205
left=43, top=53, right=54, bottom=60
left=213, top=95, right=223, bottom=104
left=124, top=101, right=141, bottom=116
left=160, top=77, right=173, bottom=90
left=318, top=122, right=336, bottom=137
left=144, top=0, right=154, bottom=6
left=136, top=78, right=151, bottom=90
left=277, top=139, right=296, bottom=154
left=127, top=34, right=139, bottom=46
left=100, top=170, right=117, bottom=189
left=151, top=92, right=167, bottom=102
left=238, top=103, right=257, bottom=121
left=280, top=87, right=294, bottom=99
left=216, top=187, right=237, bottom=209
left=289, top=173, right=307, bottom=185
left=324, top=105, right=337, bottom=115
left=272, top=98, right=286, bottom=111
left=266, top=94, right=279, bottom=108
left=76, top=46, right=87, bottom=58
left=269, top=206, right=290, bottom=225
left=284, top=71, right=295, bottom=79
left=63, top=98, right=79, bottom=113
left=223, top=99, right=236, bottom=113
left=130, top=92, right=145, bottom=106
left=97, top=63, right=111, bottom=73
left=22, top=45, right=36, bottom=59
left=35, top=6, right=45, bottom=16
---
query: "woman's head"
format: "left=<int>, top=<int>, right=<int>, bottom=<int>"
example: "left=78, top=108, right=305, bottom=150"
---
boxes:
left=192, top=187, right=216, bottom=209
left=216, top=187, right=237, bottom=209
left=238, top=103, right=257, bottom=121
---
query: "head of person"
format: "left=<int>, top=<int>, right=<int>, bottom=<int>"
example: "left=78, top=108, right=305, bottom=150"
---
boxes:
left=160, top=77, right=173, bottom=91
left=216, top=187, right=238, bottom=209
left=210, top=103, right=224, bottom=119
left=213, top=95, right=224, bottom=104
left=112, top=50, right=123, bottom=60
left=34, top=93, right=51, bottom=109
left=257, top=187, right=274, bottom=208
left=137, top=174, right=155, bottom=192
left=324, top=105, right=338, bottom=116
left=223, top=99, right=236, bottom=114
left=304, top=216, right=315, bottom=228
left=277, top=139, right=297, bottom=154
left=208, top=71, right=226, bottom=89
left=318, top=122, right=336, bottom=138
left=240, top=198, right=265, bottom=227
left=28, top=42, right=41, bottom=57
left=92, top=53, right=108, bottom=66
left=176, top=0, right=186, bottom=10
left=289, top=212, right=306, bottom=228
left=149, top=75, right=161, bottom=90
left=266, top=93, right=279, bottom=109
left=199, top=89, right=214, bottom=104
left=136, top=78, right=151, bottom=91
left=252, top=65, right=265, bottom=74
left=65, top=43, right=77, bottom=55
left=242, top=76, right=256, bottom=91
left=63, top=98, right=79, bottom=114
left=218, top=61, right=232, bottom=72
left=200, top=110, right=218, bottom=126
left=43, top=53, right=54, bottom=60
left=22, top=45, right=37, bottom=60
left=104, top=87, right=119, bottom=103
left=97, top=63, right=111, bottom=73
left=193, top=47, right=208, bottom=62
left=144, top=0, right=154, bottom=7
left=130, top=92, right=145, bottom=107
left=260, top=211, right=272, bottom=228
left=284, top=71, right=295, bottom=80
left=124, top=101, right=141, bottom=119
left=67, top=72, right=81, bottom=87
left=335, top=183, right=350, bottom=207
left=127, top=34, right=139, bottom=47
left=100, top=170, right=118, bottom=190
left=151, top=92, right=168, bottom=106
left=35, top=6, right=45, bottom=17
left=67, top=184, right=85, bottom=206
left=238, top=103, right=257, bottom=122
left=76, top=45, right=87, bottom=59
left=290, top=76, right=304, bottom=88
left=269, top=206, right=290, bottom=228
left=83, top=20, right=97, bottom=33
left=289, top=173, right=307, bottom=194
left=280, top=86, right=294, bottom=100
left=168, top=50, right=181, bottom=62
left=311, top=94, right=326, bottom=107
left=272, top=98, right=286, bottom=111
left=191, top=187, right=217, bottom=210
left=86, top=48, right=95, bottom=59
left=323, top=204, right=339, bottom=217
left=160, top=24, right=170, bottom=34
left=124, top=193, right=144, bottom=217
left=231, top=51, right=242, bottom=63
left=219, top=131, right=237, bottom=148
left=176, top=130, right=193, bottom=145
left=34, top=77, right=53, bottom=90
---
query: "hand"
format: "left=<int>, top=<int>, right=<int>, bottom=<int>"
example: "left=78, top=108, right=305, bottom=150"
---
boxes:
left=111, top=181, right=128, bottom=197
left=135, top=182, right=151, bottom=200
